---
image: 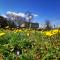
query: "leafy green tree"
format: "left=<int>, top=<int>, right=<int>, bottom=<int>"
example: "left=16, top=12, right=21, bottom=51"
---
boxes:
left=45, top=20, right=52, bottom=30
left=0, top=16, right=8, bottom=28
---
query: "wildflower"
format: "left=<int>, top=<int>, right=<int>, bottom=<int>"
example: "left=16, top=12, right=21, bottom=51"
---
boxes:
left=43, top=31, right=52, bottom=36
left=15, top=29, right=22, bottom=33
left=27, top=33, right=30, bottom=36
left=0, top=33, right=5, bottom=37
left=53, top=29, right=58, bottom=33
left=19, top=30, right=22, bottom=32
left=43, top=29, right=60, bottom=37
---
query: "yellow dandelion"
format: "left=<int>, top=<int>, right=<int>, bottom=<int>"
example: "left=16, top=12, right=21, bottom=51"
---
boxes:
left=53, top=29, right=58, bottom=33
left=15, top=29, right=22, bottom=33
left=27, top=33, right=30, bottom=36
left=0, top=33, right=5, bottom=37
left=52, top=29, right=59, bottom=35
left=19, top=30, right=22, bottom=32
left=45, top=32, right=52, bottom=36
left=43, top=29, right=60, bottom=37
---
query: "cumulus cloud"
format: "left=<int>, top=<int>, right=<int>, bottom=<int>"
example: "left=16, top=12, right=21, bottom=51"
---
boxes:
left=2, top=11, right=39, bottom=21
left=18, top=13, right=25, bottom=17
left=6, top=11, right=25, bottom=17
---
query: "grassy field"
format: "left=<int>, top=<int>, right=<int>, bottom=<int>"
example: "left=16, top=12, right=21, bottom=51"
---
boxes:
left=0, top=28, right=60, bottom=60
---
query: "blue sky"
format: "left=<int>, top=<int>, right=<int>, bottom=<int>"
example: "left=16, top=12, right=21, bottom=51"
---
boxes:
left=0, top=0, right=60, bottom=27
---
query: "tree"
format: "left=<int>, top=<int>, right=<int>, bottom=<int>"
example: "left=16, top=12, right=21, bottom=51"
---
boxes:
left=7, top=20, right=16, bottom=28
left=0, top=16, right=8, bottom=28
left=45, top=20, right=52, bottom=30
left=25, top=11, right=33, bottom=29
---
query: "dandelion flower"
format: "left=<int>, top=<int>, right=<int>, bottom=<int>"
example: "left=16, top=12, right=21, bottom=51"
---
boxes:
left=0, top=33, right=5, bottom=37
left=15, top=29, right=22, bottom=33
left=27, top=33, right=30, bottom=36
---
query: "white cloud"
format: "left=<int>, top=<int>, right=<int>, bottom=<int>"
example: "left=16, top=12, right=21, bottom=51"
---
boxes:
left=6, top=11, right=25, bottom=17
left=18, top=13, right=25, bottom=17
left=6, top=11, right=38, bottom=17
left=1, top=11, right=39, bottom=21
left=1, top=14, right=7, bottom=18
left=33, top=14, right=38, bottom=17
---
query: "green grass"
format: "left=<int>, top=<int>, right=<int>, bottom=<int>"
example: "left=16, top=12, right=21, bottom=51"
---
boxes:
left=0, top=29, right=60, bottom=60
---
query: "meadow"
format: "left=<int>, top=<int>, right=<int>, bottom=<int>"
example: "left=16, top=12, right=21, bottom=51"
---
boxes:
left=0, top=28, right=60, bottom=60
